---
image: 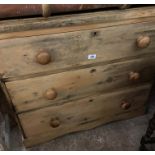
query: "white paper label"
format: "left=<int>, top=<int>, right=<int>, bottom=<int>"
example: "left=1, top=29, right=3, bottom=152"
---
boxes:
left=88, top=54, right=96, bottom=59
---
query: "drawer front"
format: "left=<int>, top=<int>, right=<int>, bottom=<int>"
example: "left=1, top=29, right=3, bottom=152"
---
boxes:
left=6, top=54, right=155, bottom=113
left=0, top=20, right=155, bottom=79
left=20, top=84, right=151, bottom=147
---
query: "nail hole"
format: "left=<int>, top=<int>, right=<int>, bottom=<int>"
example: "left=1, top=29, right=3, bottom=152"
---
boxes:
left=89, top=99, right=94, bottom=102
left=91, top=31, right=99, bottom=37
left=90, top=69, right=96, bottom=73
left=84, top=117, right=88, bottom=121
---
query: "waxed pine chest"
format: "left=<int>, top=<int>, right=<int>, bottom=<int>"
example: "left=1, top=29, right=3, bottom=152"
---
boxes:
left=0, top=6, right=155, bottom=147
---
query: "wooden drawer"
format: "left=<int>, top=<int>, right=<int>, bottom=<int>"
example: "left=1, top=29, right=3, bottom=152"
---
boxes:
left=19, top=84, right=151, bottom=147
left=6, top=54, right=155, bottom=113
left=0, top=20, right=155, bottom=79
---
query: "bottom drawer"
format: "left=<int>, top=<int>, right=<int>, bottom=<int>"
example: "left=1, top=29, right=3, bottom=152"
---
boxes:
left=19, top=84, right=151, bottom=147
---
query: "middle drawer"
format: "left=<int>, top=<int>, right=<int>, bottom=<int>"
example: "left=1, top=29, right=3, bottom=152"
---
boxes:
left=6, top=54, right=155, bottom=113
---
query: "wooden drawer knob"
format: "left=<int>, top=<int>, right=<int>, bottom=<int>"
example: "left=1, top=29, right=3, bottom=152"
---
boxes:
left=36, top=51, right=51, bottom=65
left=121, top=101, right=131, bottom=110
left=44, top=88, right=57, bottom=100
left=129, top=71, right=140, bottom=81
left=50, top=118, right=60, bottom=128
left=136, top=35, right=151, bottom=48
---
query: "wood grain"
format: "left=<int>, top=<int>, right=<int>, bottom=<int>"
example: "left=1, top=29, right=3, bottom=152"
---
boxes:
left=5, top=54, right=155, bottom=113
left=19, top=84, right=151, bottom=147
left=1, top=17, right=155, bottom=40
left=1, top=20, right=155, bottom=79
left=0, top=6, right=155, bottom=34
left=1, top=7, right=155, bottom=148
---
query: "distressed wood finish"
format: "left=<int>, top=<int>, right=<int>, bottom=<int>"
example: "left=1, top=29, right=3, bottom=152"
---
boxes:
left=1, top=6, right=155, bottom=147
left=0, top=6, right=155, bottom=34
left=1, top=20, right=155, bottom=80
left=1, top=17, right=155, bottom=41
left=19, top=84, right=151, bottom=147
left=5, top=54, right=155, bottom=113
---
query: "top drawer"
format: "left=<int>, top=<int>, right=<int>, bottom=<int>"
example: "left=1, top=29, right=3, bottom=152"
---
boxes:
left=0, top=20, right=155, bottom=79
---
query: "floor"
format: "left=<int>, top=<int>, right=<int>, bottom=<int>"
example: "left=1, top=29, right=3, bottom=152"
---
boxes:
left=6, top=84, right=155, bottom=151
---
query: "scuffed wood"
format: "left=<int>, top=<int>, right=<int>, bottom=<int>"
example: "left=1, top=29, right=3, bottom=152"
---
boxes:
left=1, top=20, right=155, bottom=79
left=0, top=6, right=155, bottom=148
left=0, top=6, right=155, bottom=34
left=5, top=54, right=155, bottom=113
left=1, top=17, right=155, bottom=40
left=21, top=84, right=151, bottom=147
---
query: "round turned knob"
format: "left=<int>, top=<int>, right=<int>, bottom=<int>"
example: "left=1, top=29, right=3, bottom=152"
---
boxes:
left=50, top=118, right=60, bottom=128
left=121, top=101, right=131, bottom=110
left=129, top=71, right=140, bottom=81
left=36, top=51, right=51, bottom=65
left=136, top=35, right=151, bottom=48
left=44, top=88, right=57, bottom=100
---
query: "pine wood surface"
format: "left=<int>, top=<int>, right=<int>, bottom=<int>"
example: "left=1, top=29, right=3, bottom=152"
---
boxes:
left=5, top=54, right=155, bottom=113
left=20, top=84, right=151, bottom=147
left=0, top=6, right=155, bottom=34
left=0, top=19, right=155, bottom=80
left=0, top=6, right=155, bottom=147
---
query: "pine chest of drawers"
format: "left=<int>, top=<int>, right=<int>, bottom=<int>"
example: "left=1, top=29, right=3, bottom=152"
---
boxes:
left=0, top=6, right=155, bottom=147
